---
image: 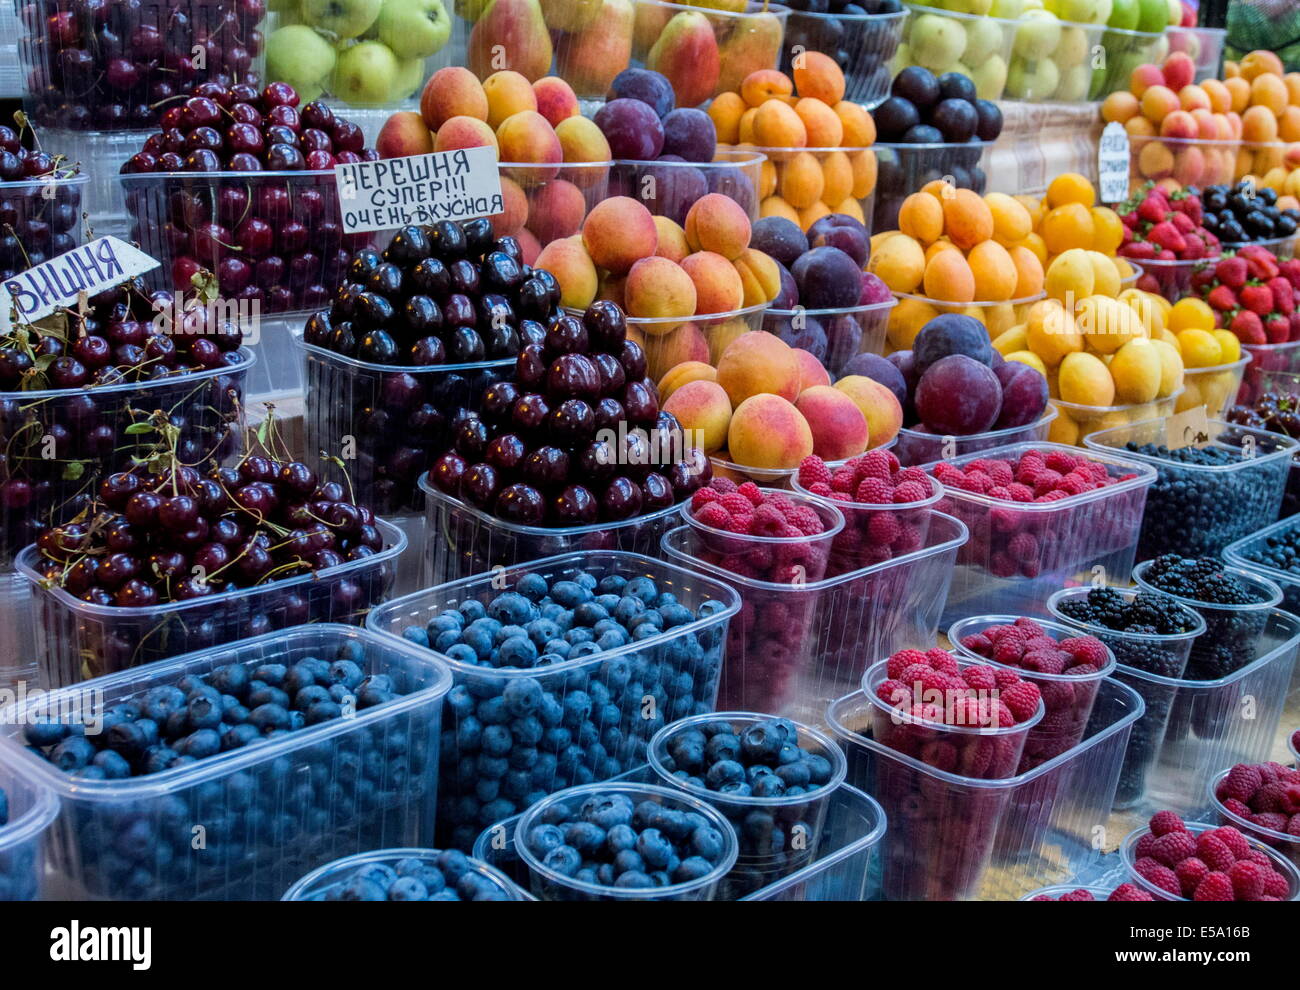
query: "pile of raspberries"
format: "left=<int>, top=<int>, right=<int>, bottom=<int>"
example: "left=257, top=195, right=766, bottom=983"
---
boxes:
left=1130, top=811, right=1293, bottom=901
left=796, top=451, right=934, bottom=506
left=689, top=479, right=827, bottom=539
left=1031, top=885, right=1155, bottom=901
left=874, top=647, right=1044, bottom=730
left=956, top=618, right=1110, bottom=676
left=931, top=449, right=1131, bottom=503
left=1214, top=761, right=1300, bottom=838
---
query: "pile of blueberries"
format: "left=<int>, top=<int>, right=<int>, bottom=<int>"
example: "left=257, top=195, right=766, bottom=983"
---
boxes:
left=307, top=851, right=516, bottom=902
left=22, top=642, right=436, bottom=899
left=0, top=784, right=39, bottom=901
left=1121, top=440, right=1289, bottom=560
left=780, top=0, right=905, bottom=105
left=1234, top=517, right=1300, bottom=614
left=1199, top=182, right=1300, bottom=245
left=399, top=569, right=730, bottom=851
left=523, top=790, right=733, bottom=898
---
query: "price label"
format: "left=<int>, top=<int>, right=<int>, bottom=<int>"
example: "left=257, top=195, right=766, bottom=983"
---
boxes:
left=0, top=236, right=160, bottom=332
left=1166, top=404, right=1210, bottom=450
left=335, top=147, right=504, bottom=234
left=1098, top=121, right=1130, bottom=205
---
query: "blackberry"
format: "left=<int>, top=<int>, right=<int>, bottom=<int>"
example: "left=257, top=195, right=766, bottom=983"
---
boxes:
left=1056, top=585, right=1197, bottom=639
left=1141, top=555, right=1261, bottom=605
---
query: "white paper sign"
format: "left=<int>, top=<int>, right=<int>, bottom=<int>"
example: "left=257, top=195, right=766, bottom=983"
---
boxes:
left=1098, top=121, right=1130, bottom=206
left=1, top=236, right=161, bottom=331
left=334, top=147, right=504, bottom=234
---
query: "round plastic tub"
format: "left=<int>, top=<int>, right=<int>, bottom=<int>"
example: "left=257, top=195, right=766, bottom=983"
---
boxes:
left=1129, top=134, right=1239, bottom=191
left=611, top=150, right=766, bottom=224
left=1208, top=769, right=1300, bottom=870
left=861, top=656, right=1045, bottom=781
left=893, top=408, right=1058, bottom=467
left=623, top=301, right=769, bottom=384
left=1162, top=25, right=1227, bottom=82
left=889, top=290, right=1042, bottom=345
left=515, top=781, right=739, bottom=900
left=896, top=5, right=1015, bottom=99
left=948, top=613, right=1117, bottom=773
left=1120, top=820, right=1300, bottom=901
left=0, top=173, right=88, bottom=280
left=1222, top=233, right=1298, bottom=262
left=494, top=160, right=613, bottom=255
left=1118, top=258, right=1143, bottom=288
left=871, top=139, right=993, bottom=232
left=681, top=487, right=844, bottom=583
left=1047, top=585, right=1204, bottom=811
left=1240, top=340, right=1300, bottom=406
left=762, top=299, right=895, bottom=380
left=1181, top=354, right=1251, bottom=418
left=282, top=848, right=528, bottom=901
left=1089, top=25, right=1165, bottom=99
left=747, top=145, right=877, bottom=234
left=782, top=8, right=906, bottom=106
left=0, top=761, right=59, bottom=901
left=1047, top=390, right=1182, bottom=447
left=792, top=471, right=941, bottom=577
left=1132, top=254, right=1221, bottom=304
left=647, top=711, right=847, bottom=897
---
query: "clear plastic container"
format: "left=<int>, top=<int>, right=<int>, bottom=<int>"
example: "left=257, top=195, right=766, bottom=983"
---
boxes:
left=782, top=9, right=906, bottom=106
left=1088, top=25, right=1164, bottom=100
left=1133, top=254, right=1220, bottom=304
left=0, top=174, right=88, bottom=281
left=515, top=781, right=739, bottom=900
left=762, top=299, right=895, bottom=381
left=301, top=338, right=512, bottom=517
left=928, top=440, right=1156, bottom=624
left=495, top=161, right=613, bottom=256
left=367, top=549, right=739, bottom=850
left=1047, top=584, right=1205, bottom=811
left=661, top=511, right=967, bottom=727
left=0, top=347, right=252, bottom=568
left=680, top=487, right=844, bottom=584
left=1162, top=25, right=1226, bottom=82
left=1120, top=820, right=1300, bottom=901
left=647, top=711, right=847, bottom=897
left=0, top=624, right=452, bottom=900
left=1234, top=140, right=1289, bottom=184
left=1240, top=340, right=1300, bottom=406
left=281, top=847, right=528, bottom=901
left=1047, top=390, right=1181, bottom=447
left=827, top=675, right=1146, bottom=900
left=872, top=140, right=992, bottom=232
left=1223, top=513, right=1300, bottom=617
left=420, top=479, right=688, bottom=586
left=1181, top=355, right=1251, bottom=418
left=611, top=150, right=766, bottom=225
left=895, top=6, right=1015, bottom=99
left=890, top=290, right=1041, bottom=340
left=39, top=129, right=144, bottom=238
left=16, top=0, right=267, bottom=131
left=119, top=169, right=371, bottom=316
left=1209, top=769, right=1300, bottom=870
left=0, top=4, right=20, bottom=99
left=893, top=408, right=1058, bottom=468
left=747, top=145, right=876, bottom=233
left=626, top=301, right=768, bottom=385
left=627, top=0, right=790, bottom=106
left=18, top=516, right=406, bottom=689
left=948, top=614, right=1117, bottom=773
left=1082, top=417, right=1294, bottom=560
left=0, top=759, right=59, bottom=901
left=0, top=569, right=36, bottom=693
left=1004, top=18, right=1107, bottom=104
left=711, top=440, right=901, bottom=489
left=791, top=470, right=941, bottom=577
left=1118, top=258, right=1143, bottom=287
left=1129, top=134, right=1239, bottom=191
left=1222, top=233, right=1298, bottom=262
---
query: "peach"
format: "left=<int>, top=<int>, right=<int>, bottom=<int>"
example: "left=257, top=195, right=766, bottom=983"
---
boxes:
left=644, top=320, right=708, bottom=384
left=491, top=176, right=530, bottom=237
left=535, top=236, right=598, bottom=309
left=1140, top=85, right=1179, bottom=123
left=733, top=248, right=781, bottom=307
left=653, top=217, right=691, bottom=264
left=708, top=91, right=747, bottom=144
left=684, top=193, right=752, bottom=260
left=1129, top=64, right=1165, bottom=98
left=497, top=110, right=563, bottom=181
left=517, top=227, right=542, bottom=266
left=663, top=380, right=733, bottom=454
left=793, top=348, right=830, bottom=391
left=741, top=70, right=794, bottom=107
left=793, top=50, right=845, bottom=105
left=582, top=196, right=658, bottom=276
left=1160, top=109, right=1197, bottom=139
left=420, top=67, right=488, bottom=131
left=433, top=116, right=499, bottom=153
left=1101, top=91, right=1140, bottom=123
left=727, top=394, right=814, bottom=470
left=834, top=100, right=875, bottom=146
left=716, top=331, right=802, bottom=405
left=555, top=116, right=611, bottom=186
left=795, top=385, right=869, bottom=460
left=753, top=100, right=807, bottom=149
left=1162, top=52, right=1195, bottom=91
left=625, top=256, right=698, bottom=335
left=659, top=360, right=717, bottom=401
left=526, top=178, right=586, bottom=243
left=834, top=375, right=903, bottom=449
left=1178, top=84, right=1210, bottom=113
left=681, top=251, right=745, bottom=314
left=533, top=76, right=580, bottom=127
left=483, top=71, right=538, bottom=130
left=376, top=111, right=434, bottom=160
left=794, top=98, right=843, bottom=147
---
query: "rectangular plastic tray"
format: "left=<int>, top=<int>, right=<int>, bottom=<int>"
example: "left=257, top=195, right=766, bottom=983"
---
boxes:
left=367, top=550, right=739, bottom=851
left=17, top=517, right=407, bottom=689
left=1083, top=418, right=1295, bottom=560
left=0, top=624, right=451, bottom=901
left=0, top=759, right=60, bottom=901
left=927, top=441, right=1155, bottom=625
left=893, top=409, right=1057, bottom=468
left=421, top=478, right=685, bottom=586
left=827, top=676, right=1144, bottom=900
left=0, top=568, right=37, bottom=693
left=471, top=769, right=888, bottom=902
left=1224, top=514, right=1300, bottom=616
left=660, top=512, right=968, bottom=728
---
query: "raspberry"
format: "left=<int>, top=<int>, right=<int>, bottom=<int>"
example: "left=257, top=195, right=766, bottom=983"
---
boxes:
left=993, top=667, right=1022, bottom=690
left=830, top=469, right=855, bottom=493
left=875, top=678, right=911, bottom=707
left=866, top=512, right=900, bottom=546
left=1209, top=826, right=1251, bottom=860
left=961, top=665, right=998, bottom=691
left=719, top=493, right=753, bottom=516
left=1021, top=652, right=1067, bottom=675
left=854, top=478, right=893, bottom=504
left=1193, top=872, right=1235, bottom=901
left=957, top=473, right=992, bottom=494
left=1135, top=832, right=1159, bottom=859
left=993, top=638, right=1026, bottom=665
left=1221, top=797, right=1253, bottom=819
left=1000, top=680, right=1041, bottom=722
left=1149, top=831, right=1197, bottom=868
left=1135, top=858, right=1182, bottom=896
left=1005, top=482, right=1035, bottom=502
left=767, top=494, right=796, bottom=516
left=1195, top=833, right=1236, bottom=872
left=894, top=480, right=931, bottom=503
left=1035, top=490, right=1070, bottom=503
left=932, top=461, right=964, bottom=484
left=1252, top=813, right=1289, bottom=833
left=1219, top=763, right=1263, bottom=803
left=1044, top=449, right=1081, bottom=474
left=690, top=487, right=720, bottom=509
left=985, top=461, right=1014, bottom=487
left=926, top=648, right=959, bottom=673
left=1261, top=867, right=1290, bottom=898
left=1012, top=616, right=1045, bottom=635
left=1057, top=888, right=1096, bottom=901
left=736, top=481, right=764, bottom=506
left=796, top=455, right=831, bottom=487
left=1176, top=857, right=1209, bottom=897
left=1228, top=861, right=1268, bottom=901
left=887, top=649, right=928, bottom=679
left=1006, top=531, right=1039, bottom=564
left=1108, top=883, right=1155, bottom=901
left=709, top=477, right=737, bottom=494
left=807, top=481, right=833, bottom=497
left=959, top=632, right=992, bottom=656
left=787, top=506, right=825, bottom=537
left=856, top=449, right=894, bottom=481
left=894, top=466, right=929, bottom=487
left=1149, top=810, right=1186, bottom=837
left=694, top=502, right=731, bottom=529
left=1057, top=473, right=1089, bottom=496
left=1060, top=636, right=1108, bottom=668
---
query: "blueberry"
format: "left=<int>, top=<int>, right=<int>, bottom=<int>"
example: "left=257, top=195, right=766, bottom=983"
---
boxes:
left=50, top=737, right=96, bottom=771
left=445, top=644, right=479, bottom=665
left=459, top=600, right=487, bottom=622
left=584, top=794, right=634, bottom=830
left=337, top=878, right=387, bottom=901
left=429, top=613, right=462, bottom=636
left=705, top=759, right=746, bottom=790
left=776, top=743, right=802, bottom=766
left=23, top=721, right=72, bottom=747
left=564, top=627, right=594, bottom=646
left=461, top=625, right=495, bottom=659
left=573, top=601, right=609, bottom=626
left=179, top=728, right=222, bottom=759
left=674, top=856, right=715, bottom=883
left=208, top=664, right=249, bottom=696
left=91, top=749, right=132, bottom=779
left=517, top=573, right=549, bottom=602
left=253, top=664, right=288, bottom=688
left=752, top=774, right=788, bottom=798
left=658, top=604, right=694, bottom=628
left=249, top=703, right=291, bottom=733
left=328, top=660, right=365, bottom=689
left=386, top=876, right=428, bottom=900
left=615, top=870, right=652, bottom=888
left=597, top=575, right=628, bottom=595
left=221, top=724, right=261, bottom=750
left=497, top=635, right=538, bottom=668
left=542, top=844, right=582, bottom=877
left=804, top=753, right=834, bottom=786
left=481, top=725, right=512, bottom=757
left=550, top=581, right=590, bottom=607
left=541, top=639, right=572, bottom=660
left=401, top=626, right=430, bottom=647
left=691, top=825, right=726, bottom=862
left=624, top=577, right=658, bottom=605
left=635, top=828, right=673, bottom=868
left=719, top=781, right=753, bottom=797
left=489, top=591, right=534, bottom=625
left=305, top=701, right=343, bottom=725
left=740, top=721, right=784, bottom=763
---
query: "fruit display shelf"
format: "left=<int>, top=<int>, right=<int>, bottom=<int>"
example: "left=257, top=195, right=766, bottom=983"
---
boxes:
left=1047, top=390, right=1182, bottom=448
left=365, top=549, right=740, bottom=851
left=660, top=511, right=967, bottom=727
left=891, top=408, right=1058, bottom=469
left=1223, top=514, right=1300, bottom=617
left=871, top=139, right=991, bottom=232
left=0, top=757, right=60, bottom=901
left=1082, top=418, right=1295, bottom=561
left=1119, top=820, right=1300, bottom=901
left=17, top=516, right=406, bottom=690
left=0, top=173, right=87, bottom=281
left=0, top=624, right=453, bottom=901
left=611, top=150, right=765, bottom=224
left=1208, top=767, right=1300, bottom=872
left=281, top=848, right=529, bottom=901
left=781, top=6, right=906, bottom=108
left=827, top=676, right=1144, bottom=900
left=762, top=298, right=895, bottom=382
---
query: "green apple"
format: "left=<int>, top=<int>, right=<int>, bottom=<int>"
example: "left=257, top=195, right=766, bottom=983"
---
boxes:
left=1013, top=9, right=1061, bottom=60
left=266, top=25, right=338, bottom=101
left=990, top=0, right=1025, bottom=16
left=963, top=18, right=1005, bottom=64
left=909, top=14, right=967, bottom=72
left=1053, top=0, right=1109, bottom=23
left=1135, top=0, right=1166, bottom=32
left=970, top=54, right=1008, bottom=98
left=1056, top=24, right=1089, bottom=65
left=1108, top=0, right=1139, bottom=29
left=393, top=55, right=426, bottom=99
left=302, top=0, right=383, bottom=39
left=375, top=0, right=451, bottom=58
left=890, top=42, right=911, bottom=75
left=1165, top=0, right=1180, bottom=24
left=1006, top=56, right=1060, bottom=99
left=331, top=40, right=400, bottom=104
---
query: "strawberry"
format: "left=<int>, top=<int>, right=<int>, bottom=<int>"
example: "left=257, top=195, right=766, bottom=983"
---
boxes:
left=1266, top=315, right=1291, bottom=344
left=1206, top=284, right=1238, bottom=311
left=1240, top=283, right=1274, bottom=315
left=1170, top=211, right=1195, bottom=233
left=1215, top=255, right=1248, bottom=288
left=1230, top=309, right=1266, bottom=344
left=1158, top=249, right=1177, bottom=261
left=1121, top=224, right=1135, bottom=244
left=1279, top=257, right=1300, bottom=291
left=1138, top=197, right=1167, bottom=225
left=1290, top=312, right=1300, bottom=341
left=1241, top=246, right=1280, bottom=280
left=1268, top=276, right=1295, bottom=316
left=1121, top=210, right=1140, bottom=229
left=1182, top=234, right=1206, bottom=260
left=1149, top=221, right=1186, bottom=253
left=1191, top=266, right=1219, bottom=293
left=1120, top=240, right=1156, bottom=260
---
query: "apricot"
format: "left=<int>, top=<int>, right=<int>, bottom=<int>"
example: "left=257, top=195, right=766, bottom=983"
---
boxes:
left=483, top=71, right=537, bottom=130
left=1129, top=64, right=1165, bottom=98
left=1239, top=50, right=1284, bottom=81
left=737, top=107, right=759, bottom=145
left=625, top=256, right=698, bottom=335
left=658, top=360, right=717, bottom=401
left=887, top=296, right=940, bottom=350
left=833, top=375, right=902, bottom=448
left=1201, top=78, right=1231, bottom=114
left=899, top=192, right=945, bottom=245
left=819, top=151, right=854, bottom=207
left=1140, top=85, right=1179, bottom=123
left=753, top=100, right=807, bottom=149
left=1280, top=106, right=1300, bottom=143
left=653, top=216, right=691, bottom=263
left=1009, top=245, right=1044, bottom=298
left=868, top=234, right=926, bottom=294
left=663, top=380, right=733, bottom=454
left=1137, top=139, right=1174, bottom=179
left=849, top=149, right=876, bottom=198
left=681, top=251, right=746, bottom=314
left=728, top=394, right=814, bottom=470
left=1172, top=145, right=1205, bottom=186
left=1125, top=116, right=1157, bottom=139
left=832, top=197, right=866, bottom=224
left=777, top=152, right=825, bottom=209
left=1242, top=105, right=1279, bottom=143
left=985, top=192, right=1033, bottom=245
left=1160, top=110, right=1197, bottom=140
left=793, top=51, right=845, bottom=106
left=942, top=188, right=994, bottom=250
left=1101, top=91, right=1140, bottom=123
left=758, top=158, right=778, bottom=199
left=733, top=248, right=782, bottom=307
left=923, top=250, right=975, bottom=304
left=582, top=196, right=658, bottom=275
left=644, top=321, right=710, bottom=382
left=1224, top=76, right=1251, bottom=113
left=795, top=386, right=870, bottom=460
left=434, top=116, right=499, bottom=153
left=716, top=331, right=802, bottom=405
left=525, top=178, right=585, bottom=243
left=535, top=236, right=598, bottom=309
left=684, top=193, right=753, bottom=260
left=968, top=241, right=1017, bottom=302
left=794, top=98, right=843, bottom=147
left=420, top=66, right=488, bottom=130
left=533, top=76, right=580, bottom=127
left=1046, top=172, right=1095, bottom=209
left=497, top=110, right=563, bottom=181
left=834, top=100, right=875, bottom=146
left=741, top=70, right=794, bottom=107
left=708, top=91, right=747, bottom=144
left=555, top=115, right=612, bottom=169
left=490, top=176, right=529, bottom=237
left=760, top=196, right=802, bottom=225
